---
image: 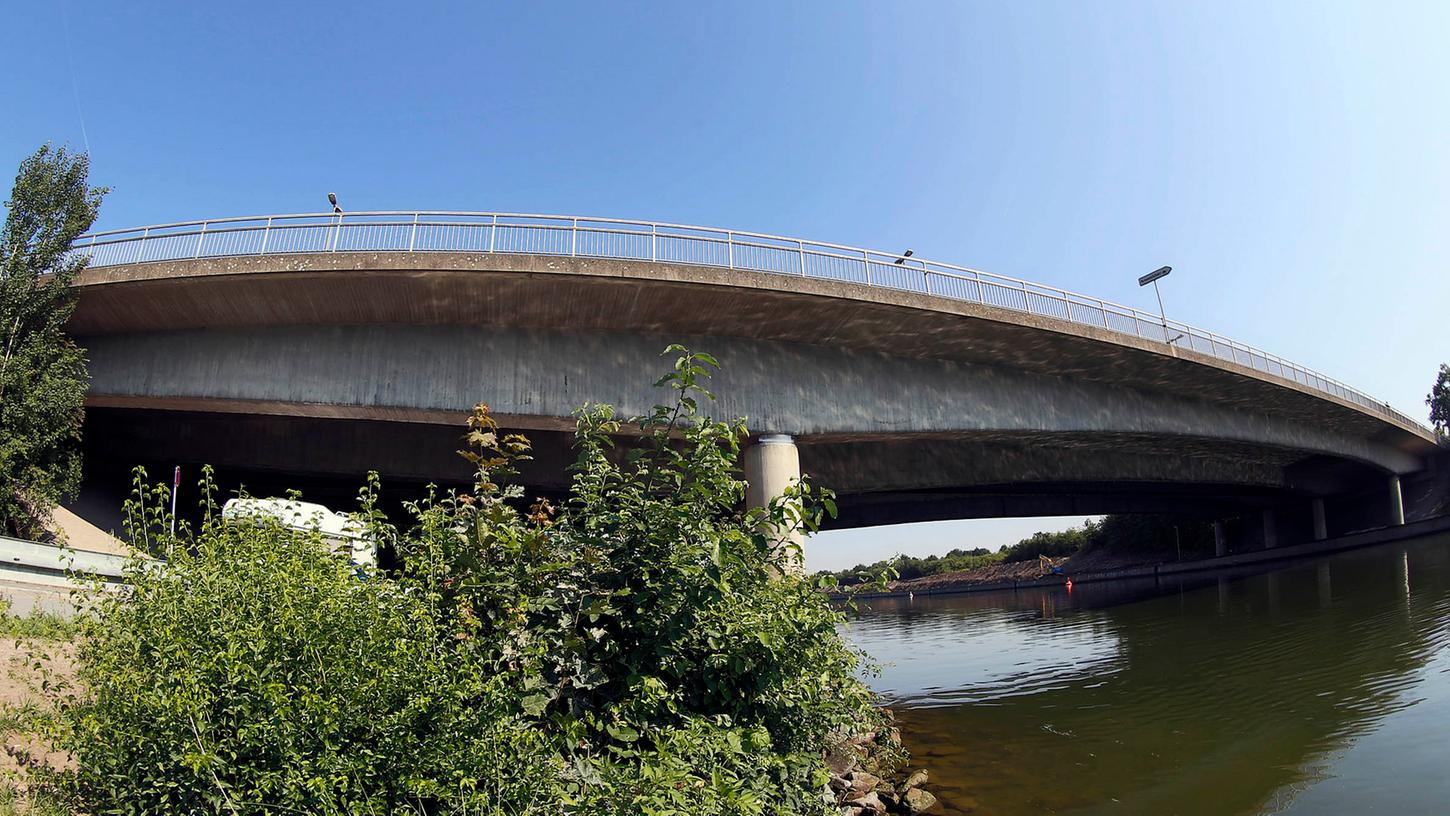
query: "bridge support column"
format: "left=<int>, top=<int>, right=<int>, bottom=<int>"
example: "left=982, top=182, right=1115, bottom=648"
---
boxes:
left=1213, top=521, right=1227, bottom=557
left=1262, top=508, right=1279, bottom=549
left=744, top=434, right=803, bottom=572
left=1312, top=498, right=1328, bottom=541
left=1388, top=474, right=1405, bottom=526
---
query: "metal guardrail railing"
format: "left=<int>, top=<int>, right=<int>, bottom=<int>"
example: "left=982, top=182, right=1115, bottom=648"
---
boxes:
left=0, top=535, right=128, bottom=581
left=72, top=211, right=1426, bottom=431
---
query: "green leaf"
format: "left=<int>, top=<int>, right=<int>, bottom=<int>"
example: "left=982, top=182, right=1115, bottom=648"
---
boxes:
left=606, top=723, right=640, bottom=743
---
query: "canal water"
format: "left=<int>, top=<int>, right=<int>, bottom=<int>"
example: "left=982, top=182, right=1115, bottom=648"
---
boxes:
left=845, top=533, right=1450, bottom=815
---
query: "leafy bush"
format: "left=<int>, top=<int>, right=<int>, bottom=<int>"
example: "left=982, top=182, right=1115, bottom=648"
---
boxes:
left=54, top=472, right=558, bottom=814
left=823, top=547, right=1000, bottom=586
left=42, top=348, right=890, bottom=815
left=1080, top=513, right=1215, bottom=558
left=0, top=783, right=68, bottom=816
left=0, top=596, right=76, bottom=641
left=825, top=514, right=1220, bottom=585
left=1002, top=515, right=1215, bottom=562
left=1000, top=526, right=1092, bottom=562
left=1428, top=362, right=1450, bottom=439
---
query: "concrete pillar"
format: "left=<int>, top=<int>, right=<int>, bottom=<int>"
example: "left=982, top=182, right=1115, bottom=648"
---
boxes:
left=743, top=434, right=803, bottom=570
left=1312, top=497, right=1328, bottom=541
left=1262, top=508, right=1279, bottom=549
left=1388, top=474, right=1405, bottom=526
left=1213, top=521, right=1227, bottom=557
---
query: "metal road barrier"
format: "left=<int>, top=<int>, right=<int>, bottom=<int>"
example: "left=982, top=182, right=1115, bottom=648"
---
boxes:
left=72, top=211, right=1425, bottom=431
left=0, top=535, right=128, bottom=583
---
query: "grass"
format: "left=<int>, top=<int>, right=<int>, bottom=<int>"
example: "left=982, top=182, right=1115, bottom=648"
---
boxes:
left=0, top=705, right=69, bottom=816
left=0, top=782, right=69, bottom=816
left=0, top=597, right=79, bottom=814
left=0, top=600, right=74, bottom=643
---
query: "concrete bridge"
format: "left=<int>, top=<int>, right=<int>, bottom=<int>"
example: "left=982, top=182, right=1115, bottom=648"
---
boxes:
left=66, top=212, right=1442, bottom=548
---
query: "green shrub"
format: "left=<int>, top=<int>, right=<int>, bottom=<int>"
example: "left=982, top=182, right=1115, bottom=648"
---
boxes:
left=1000, top=526, right=1092, bottom=562
left=1001, top=515, right=1215, bottom=562
left=823, top=547, right=1001, bottom=585
left=54, top=476, right=558, bottom=814
left=0, top=782, right=69, bottom=816
left=0, top=596, right=76, bottom=641
left=1080, top=513, right=1215, bottom=558
left=43, top=347, right=888, bottom=815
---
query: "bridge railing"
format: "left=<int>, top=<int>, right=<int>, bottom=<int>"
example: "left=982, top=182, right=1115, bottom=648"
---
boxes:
left=72, top=211, right=1425, bottom=431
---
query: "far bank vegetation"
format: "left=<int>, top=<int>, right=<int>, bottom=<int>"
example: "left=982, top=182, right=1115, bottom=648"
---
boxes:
left=821, top=514, right=1217, bottom=587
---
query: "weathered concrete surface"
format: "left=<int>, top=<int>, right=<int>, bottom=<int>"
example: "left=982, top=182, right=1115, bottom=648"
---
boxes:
left=81, top=324, right=1424, bottom=476
left=65, top=251, right=1442, bottom=530
left=70, top=252, right=1435, bottom=448
left=744, top=436, right=802, bottom=512
left=744, top=435, right=804, bottom=568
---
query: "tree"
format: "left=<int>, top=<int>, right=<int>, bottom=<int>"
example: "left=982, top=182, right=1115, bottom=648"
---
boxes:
left=0, top=145, right=106, bottom=537
left=1429, top=363, right=1450, bottom=440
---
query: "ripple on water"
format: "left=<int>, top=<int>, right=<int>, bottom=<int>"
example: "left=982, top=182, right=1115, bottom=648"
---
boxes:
left=843, top=535, right=1450, bottom=816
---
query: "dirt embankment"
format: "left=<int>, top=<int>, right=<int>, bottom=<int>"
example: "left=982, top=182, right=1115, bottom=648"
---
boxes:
left=884, top=549, right=1174, bottom=594
left=0, top=637, right=76, bottom=778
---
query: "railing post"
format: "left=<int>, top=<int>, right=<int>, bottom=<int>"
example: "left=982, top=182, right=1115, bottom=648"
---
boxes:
left=727, top=232, right=734, bottom=269
left=194, top=222, right=207, bottom=258
left=329, top=215, right=340, bottom=252
left=651, top=224, right=657, bottom=262
left=259, top=217, right=272, bottom=255
left=862, top=249, right=871, bottom=285
left=408, top=213, right=418, bottom=252
left=1021, top=281, right=1032, bottom=313
left=798, top=241, right=806, bottom=276
left=923, top=269, right=932, bottom=295
left=571, top=218, right=578, bottom=256
left=489, top=215, right=497, bottom=253
left=132, top=228, right=148, bottom=264
left=1098, top=299, right=1110, bottom=327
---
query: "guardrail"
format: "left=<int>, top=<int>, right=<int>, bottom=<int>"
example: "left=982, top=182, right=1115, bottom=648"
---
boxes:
left=72, top=211, right=1426, bottom=431
left=0, top=535, right=128, bottom=582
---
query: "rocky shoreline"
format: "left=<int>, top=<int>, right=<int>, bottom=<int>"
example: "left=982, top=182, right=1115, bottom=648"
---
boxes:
left=828, top=713, right=939, bottom=815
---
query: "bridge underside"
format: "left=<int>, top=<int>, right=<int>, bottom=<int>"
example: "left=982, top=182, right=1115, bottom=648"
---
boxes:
left=64, top=251, right=1441, bottom=546
left=74, top=406, right=1397, bottom=538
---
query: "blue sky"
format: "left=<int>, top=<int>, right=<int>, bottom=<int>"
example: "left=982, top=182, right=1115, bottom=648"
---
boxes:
left=5, top=2, right=1447, bottom=571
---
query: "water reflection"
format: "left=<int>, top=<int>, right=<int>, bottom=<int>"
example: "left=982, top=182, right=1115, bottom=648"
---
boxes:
left=845, top=534, right=1450, bottom=815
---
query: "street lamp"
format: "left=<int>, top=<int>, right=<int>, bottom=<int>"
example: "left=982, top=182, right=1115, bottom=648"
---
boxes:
left=326, top=193, right=343, bottom=252
left=1138, top=266, right=1183, bottom=345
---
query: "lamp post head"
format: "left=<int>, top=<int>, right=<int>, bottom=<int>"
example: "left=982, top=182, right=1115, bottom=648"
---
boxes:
left=1138, top=266, right=1172, bottom=287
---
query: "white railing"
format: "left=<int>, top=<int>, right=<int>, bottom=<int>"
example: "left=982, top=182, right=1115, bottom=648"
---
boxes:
left=72, top=211, right=1426, bottom=432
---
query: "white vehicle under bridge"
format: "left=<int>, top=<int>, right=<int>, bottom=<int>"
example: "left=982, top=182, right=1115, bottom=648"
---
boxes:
left=220, top=498, right=377, bottom=569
